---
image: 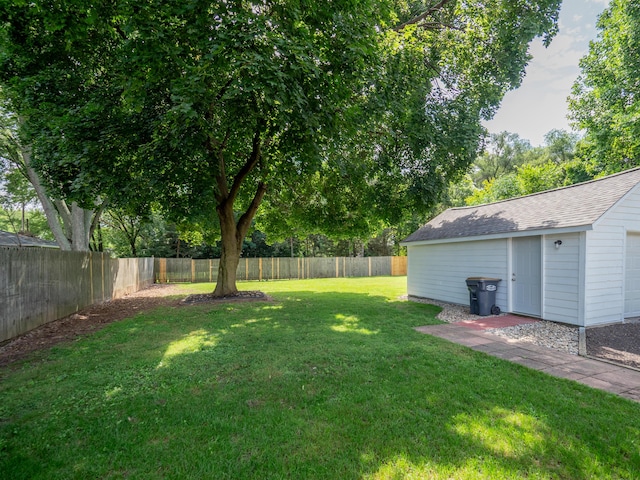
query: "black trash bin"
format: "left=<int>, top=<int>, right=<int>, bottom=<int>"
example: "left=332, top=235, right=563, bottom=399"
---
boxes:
left=465, top=277, right=501, bottom=316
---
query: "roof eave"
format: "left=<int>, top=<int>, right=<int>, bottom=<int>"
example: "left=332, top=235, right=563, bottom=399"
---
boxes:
left=400, top=224, right=593, bottom=247
left=0, top=243, right=60, bottom=248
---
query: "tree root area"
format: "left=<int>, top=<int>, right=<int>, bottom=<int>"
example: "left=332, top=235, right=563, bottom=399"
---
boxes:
left=182, top=290, right=271, bottom=304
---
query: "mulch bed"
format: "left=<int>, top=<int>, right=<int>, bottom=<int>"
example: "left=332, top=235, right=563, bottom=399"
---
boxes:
left=0, top=285, right=268, bottom=369
left=182, top=290, right=271, bottom=304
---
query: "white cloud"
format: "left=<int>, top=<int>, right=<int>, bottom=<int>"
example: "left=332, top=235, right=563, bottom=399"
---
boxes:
left=483, top=0, right=607, bottom=146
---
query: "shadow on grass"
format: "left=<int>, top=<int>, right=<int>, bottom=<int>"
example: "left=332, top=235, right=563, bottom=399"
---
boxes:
left=2, top=291, right=640, bottom=479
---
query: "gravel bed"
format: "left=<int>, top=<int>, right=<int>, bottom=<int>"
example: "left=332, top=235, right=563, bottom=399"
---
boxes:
left=486, top=322, right=579, bottom=355
left=408, top=296, right=579, bottom=355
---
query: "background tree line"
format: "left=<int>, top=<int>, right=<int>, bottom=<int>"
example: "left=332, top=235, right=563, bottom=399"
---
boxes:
left=0, top=125, right=585, bottom=258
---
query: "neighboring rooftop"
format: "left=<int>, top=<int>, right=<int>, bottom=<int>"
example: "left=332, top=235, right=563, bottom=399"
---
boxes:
left=403, top=167, right=640, bottom=243
left=0, top=230, right=59, bottom=248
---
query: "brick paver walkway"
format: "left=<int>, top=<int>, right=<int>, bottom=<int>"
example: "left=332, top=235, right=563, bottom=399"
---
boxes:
left=416, top=323, right=640, bottom=403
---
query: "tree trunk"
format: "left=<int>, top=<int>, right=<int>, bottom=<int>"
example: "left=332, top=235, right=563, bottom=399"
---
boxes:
left=20, top=201, right=26, bottom=232
left=214, top=239, right=241, bottom=296
left=19, top=142, right=104, bottom=251
left=213, top=200, right=242, bottom=296
left=210, top=123, right=267, bottom=296
left=70, top=202, right=92, bottom=251
left=213, top=182, right=267, bottom=296
left=92, top=222, right=104, bottom=252
left=22, top=147, right=72, bottom=250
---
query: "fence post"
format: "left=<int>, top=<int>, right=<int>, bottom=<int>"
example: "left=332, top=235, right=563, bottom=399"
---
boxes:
left=259, top=257, right=263, bottom=281
left=89, top=251, right=94, bottom=303
left=157, top=258, right=167, bottom=283
left=101, top=253, right=106, bottom=301
left=368, top=257, right=372, bottom=277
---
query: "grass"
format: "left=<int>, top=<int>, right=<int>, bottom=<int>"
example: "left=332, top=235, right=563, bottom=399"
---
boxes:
left=1, top=277, right=640, bottom=479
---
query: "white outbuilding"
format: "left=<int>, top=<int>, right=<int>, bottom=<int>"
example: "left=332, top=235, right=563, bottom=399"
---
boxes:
left=401, top=167, right=640, bottom=327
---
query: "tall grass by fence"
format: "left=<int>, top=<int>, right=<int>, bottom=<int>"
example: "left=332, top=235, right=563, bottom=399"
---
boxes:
left=155, top=256, right=407, bottom=283
left=0, top=248, right=154, bottom=343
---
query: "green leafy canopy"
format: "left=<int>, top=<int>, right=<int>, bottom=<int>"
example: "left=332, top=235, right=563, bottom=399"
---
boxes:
left=569, top=0, right=640, bottom=173
left=1, top=0, right=561, bottom=218
left=1, top=0, right=561, bottom=289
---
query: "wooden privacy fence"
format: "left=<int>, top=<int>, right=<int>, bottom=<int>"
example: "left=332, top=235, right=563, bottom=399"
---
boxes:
left=0, top=251, right=405, bottom=343
left=0, top=248, right=154, bottom=343
left=155, top=256, right=407, bottom=283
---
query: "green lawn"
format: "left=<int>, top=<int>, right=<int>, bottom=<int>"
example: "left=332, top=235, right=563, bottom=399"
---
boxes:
left=1, top=277, right=639, bottom=479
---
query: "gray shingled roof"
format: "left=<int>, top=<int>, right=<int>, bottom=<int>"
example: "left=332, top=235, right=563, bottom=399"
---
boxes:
left=0, top=230, right=59, bottom=248
left=403, top=167, right=640, bottom=243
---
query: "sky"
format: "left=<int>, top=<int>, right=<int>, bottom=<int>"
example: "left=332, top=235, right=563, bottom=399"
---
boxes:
left=483, top=0, right=610, bottom=147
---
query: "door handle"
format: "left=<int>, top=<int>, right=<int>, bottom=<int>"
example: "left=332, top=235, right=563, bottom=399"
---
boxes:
left=512, top=273, right=516, bottom=281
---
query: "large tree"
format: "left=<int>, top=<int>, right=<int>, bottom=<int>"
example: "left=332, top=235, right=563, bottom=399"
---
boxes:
left=1, top=0, right=561, bottom=295
left=0, top=103, right=104, bottom=249
left=569, top=0, right=640, bottom=173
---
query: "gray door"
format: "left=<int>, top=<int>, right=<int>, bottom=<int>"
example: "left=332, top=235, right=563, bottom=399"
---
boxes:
left=512, top=236, right=542, bottom=316
left=625, top=233, right=640, bottom=317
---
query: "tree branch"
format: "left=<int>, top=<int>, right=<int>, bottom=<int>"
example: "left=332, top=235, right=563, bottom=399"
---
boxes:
left=394, top=0, right=456, bottom=31
left=89, top=199, right=108, bottom=240
left=216, top=78, right=235, bottom=103
left=208, top=129, right=232, bottom=203
left=112, top=22, right=128, bottom=41
left=227, top=122, right=264, bottom=205
left=419, top=22, right=463, bottom=31
left=54, top=199, right=72, bottom=236
left=214, top=149, right=229, bottom=203
left=18, top=140, right=72, bottom=249
left=236, top=181, right=268, bottom=244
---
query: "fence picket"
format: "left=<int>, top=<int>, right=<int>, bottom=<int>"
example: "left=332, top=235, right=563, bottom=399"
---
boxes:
left=151, top=256, right=406, bottom=283
left=0, top=248, right=154, bottom=343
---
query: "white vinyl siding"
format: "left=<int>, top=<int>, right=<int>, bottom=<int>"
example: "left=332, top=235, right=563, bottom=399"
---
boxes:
left=584, top=228, right=625, bottom=325
left=585, top=186, right=640, bottom=325
left=407, top=239, right=508, bottom=309
left=543, top=233, right=582, bottom=325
